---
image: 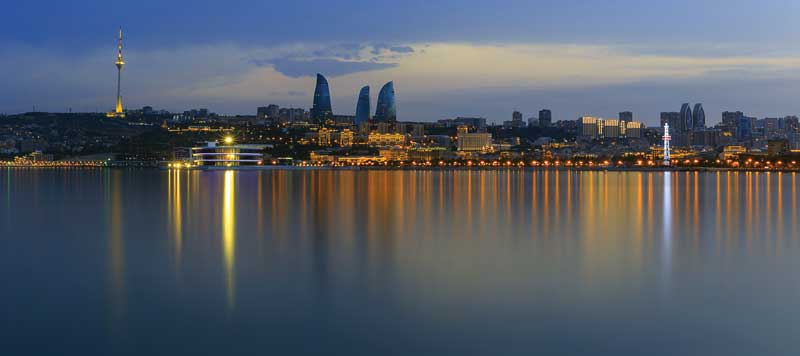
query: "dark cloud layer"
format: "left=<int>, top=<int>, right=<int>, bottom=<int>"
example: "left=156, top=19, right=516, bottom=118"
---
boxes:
left=252, top=58, right=398, bottom=78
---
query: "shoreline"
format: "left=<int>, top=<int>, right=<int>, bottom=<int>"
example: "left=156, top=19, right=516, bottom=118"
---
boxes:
left=3, top=164, right=798, bottom=173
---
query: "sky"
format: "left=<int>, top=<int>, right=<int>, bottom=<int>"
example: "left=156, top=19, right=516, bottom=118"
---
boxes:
left=4, top=0, right=800, bottom=125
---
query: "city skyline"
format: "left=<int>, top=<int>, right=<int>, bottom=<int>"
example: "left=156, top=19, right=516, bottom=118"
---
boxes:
left=6, top=3, right=800, bottom=355
left=7, top=1, right=800, bottom=124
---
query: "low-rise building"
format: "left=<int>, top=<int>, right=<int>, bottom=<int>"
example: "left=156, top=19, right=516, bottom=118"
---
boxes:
left=368, top=132, right=406, bottom=147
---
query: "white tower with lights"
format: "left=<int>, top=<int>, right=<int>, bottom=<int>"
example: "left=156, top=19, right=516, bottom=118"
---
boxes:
left=662, top=123, right=671, bottom=166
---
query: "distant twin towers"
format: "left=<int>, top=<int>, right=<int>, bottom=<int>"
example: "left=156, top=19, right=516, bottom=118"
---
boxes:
left=679, top=103, right=706, bottom=131
left=311, top=73, right=397, bottom=124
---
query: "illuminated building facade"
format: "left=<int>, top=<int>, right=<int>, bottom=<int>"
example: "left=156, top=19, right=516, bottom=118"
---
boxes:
left=579, top=117, right=602, bottom=139
left=625, top=121, right=645, bottom=138
left=722, top=145, right=747, bottom=159
left=191, top=141, right=265, bottom=167
left=603, top=119, right=624, bottom=138
left=457, top=130, right=493, bottom=152
left=408, top=147, right=450, bottom=161
left=379, top=147, right=409, bottom=161
left=340, top=129, right=354, bottom=147
left=318, top=128, right=333, bottom=146
left=368, top=132, right=406, bottom=147
left=580, top=116, right=645, bottom=139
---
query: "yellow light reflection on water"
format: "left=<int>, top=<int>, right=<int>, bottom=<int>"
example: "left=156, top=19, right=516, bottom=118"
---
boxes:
left=107, top=170, right=126, bottom=320
left=223, top=170, right=236, bottom=310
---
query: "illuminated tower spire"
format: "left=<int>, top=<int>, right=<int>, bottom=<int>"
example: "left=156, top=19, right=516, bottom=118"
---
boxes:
left=109, top=27, right=126, bottom=118
left=662, top=122, right=671, bottom=166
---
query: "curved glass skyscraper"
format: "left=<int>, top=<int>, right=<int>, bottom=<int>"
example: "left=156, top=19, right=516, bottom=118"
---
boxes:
left=692, top=103, right=705, bottom=129
left=374, top=81, right=396, bottom=122
left=680, top=103, right=692, bottom=132
left=355, top=86, right=370, bottom=125
left=311, top=73, right=332, bottom=122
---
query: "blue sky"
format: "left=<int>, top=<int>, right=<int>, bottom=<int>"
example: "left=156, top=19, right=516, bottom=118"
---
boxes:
left=4, top=0, right=800, bottom=124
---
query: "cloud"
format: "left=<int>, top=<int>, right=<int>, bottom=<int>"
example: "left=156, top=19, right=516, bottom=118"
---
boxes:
left=4, top=41, right=800, bottom=122
left=247, top=42, right=415, bottom=78
left=389, top=46, right=415, bottom=53
left=252, top=58, right=398, bottom=78
left=371, top=43, right=416, bottom=55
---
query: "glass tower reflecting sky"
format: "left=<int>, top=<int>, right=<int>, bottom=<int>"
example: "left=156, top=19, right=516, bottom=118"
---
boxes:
left=311, top=73, right=332, bottom=122
left=355, top=86, right=370, bottom=125
left=679, top=103, right=692, bottom=132
left=692, top=103, right=705, bottom=129
left=374, top=81, right=396, bottom=122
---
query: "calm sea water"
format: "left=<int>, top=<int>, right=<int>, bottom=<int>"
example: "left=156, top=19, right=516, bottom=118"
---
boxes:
left=2, top=168, right=799, bottom=355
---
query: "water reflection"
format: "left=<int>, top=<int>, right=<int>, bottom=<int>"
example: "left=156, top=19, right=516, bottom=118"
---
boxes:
left=223, top=170, right=236, bottom=310
left=104, top=170, right=126, bottom=327
left=4, top=169, right=800, bottom=355
left=661, top=172, right=672, bottom=295
left=168, top=170, right=184, bottom=273
left=4, top=168, right=10, bottom=233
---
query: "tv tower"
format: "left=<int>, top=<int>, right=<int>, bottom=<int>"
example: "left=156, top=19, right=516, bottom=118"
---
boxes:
left=108, top=28, right=126, bottom=118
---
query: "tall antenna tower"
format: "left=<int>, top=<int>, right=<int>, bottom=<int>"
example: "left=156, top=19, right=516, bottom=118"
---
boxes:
left=108, top=27, right=126, bottom=118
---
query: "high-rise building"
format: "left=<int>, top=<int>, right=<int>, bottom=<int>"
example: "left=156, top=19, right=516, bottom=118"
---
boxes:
left=257, top=104, right=280, bottom=121
left=784, top=116, right=799, bottom=133
left=722, top=111, right=744, bottom=131
left=512, top=111, right=524, bottom=127
left=107, top=28, right=126, bottom=118
left=660, top=112, right=681, bottom=132
left=539, top=109, right=552, bottom=127
left=625, top=122, right=644, bottom=138
left=692, top=104, right=705, bottom=129
left=736, top=116, right=754, bottom=140
left=764, top=117, right=780, bottom=138
left=374, top=81, right=397, bottom=122
left=279, top=108, right=306, bottom=123
left=311, top=73, right=333, bottom=122
left=722, top=111, right=754, bottom=142
left=603, top=119, right=623, bottom=138
left=579, top=117, right=602, bottom=139
left=457, top=126, right=493, bottom=152
left=680, top=103, right=692, bottom=132
left=355, top=86, right=370, bottom=125
left=619, top=111, right=633, bottom=123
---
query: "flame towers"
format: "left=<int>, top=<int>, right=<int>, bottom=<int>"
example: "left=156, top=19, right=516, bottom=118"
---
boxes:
left=311, top=73, right=333, bottom=122
left=355, top=86, right=370, bottom=125
left=693, top=103, right=705, bottom=129
left=679, top=103, right=692, bottom=132
left=374, top=81, right=396, bottom=122
left=107, top=28, right=125, bottom=118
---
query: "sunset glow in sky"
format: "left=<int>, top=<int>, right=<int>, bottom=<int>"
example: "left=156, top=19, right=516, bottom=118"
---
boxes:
left=4, top=0, right=800, bottom=124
